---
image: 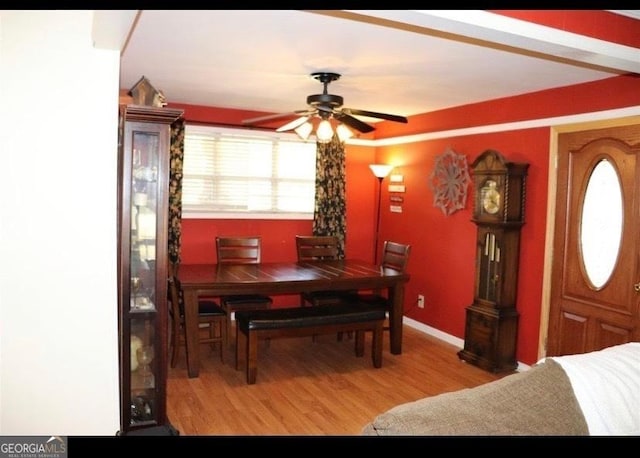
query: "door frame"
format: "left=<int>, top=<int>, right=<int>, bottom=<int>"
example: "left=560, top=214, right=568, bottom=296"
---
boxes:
left=538, top=114, right=640, bottom=360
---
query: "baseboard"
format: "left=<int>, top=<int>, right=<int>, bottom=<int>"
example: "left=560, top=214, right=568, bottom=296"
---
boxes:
left=403, top=316, right=530, bottom=372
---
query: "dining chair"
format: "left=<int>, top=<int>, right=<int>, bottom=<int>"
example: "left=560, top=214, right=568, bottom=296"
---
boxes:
left=296, top=235, right=356, bottom=341
left=215, top=236, right=274, bottom=346
left=351, top=240, right=411, bottom=331
left=295, top=235, right=354, bottom=307
left=167, top=262, right=227, bottom=367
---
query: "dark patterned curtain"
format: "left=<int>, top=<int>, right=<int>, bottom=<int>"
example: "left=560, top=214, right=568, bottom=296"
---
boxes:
left=313, top=134, right=347, bottom=258
left=168, top=118, right=185, bottom=265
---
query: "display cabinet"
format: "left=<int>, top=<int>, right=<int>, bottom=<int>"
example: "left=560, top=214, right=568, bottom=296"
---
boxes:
left=117, top=105, right=183, bottom=434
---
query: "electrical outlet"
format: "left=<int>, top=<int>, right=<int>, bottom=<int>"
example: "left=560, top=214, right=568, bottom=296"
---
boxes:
left=417, top=294, right=425, bottom=308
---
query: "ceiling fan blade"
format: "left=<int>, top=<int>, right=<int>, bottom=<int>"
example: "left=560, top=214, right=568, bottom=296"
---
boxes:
left=333, top=112, right=375, bottom=133
left=342, top=108, right=408, bottom=124
left=276, top=116, right=310, bottom=132
left=242, top=110, right=310, bottom=126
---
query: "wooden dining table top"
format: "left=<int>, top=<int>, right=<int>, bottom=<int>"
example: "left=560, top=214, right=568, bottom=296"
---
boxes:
left=178, top=259, right=410, bottom=295
left=178, top=259, right=410, bottom=377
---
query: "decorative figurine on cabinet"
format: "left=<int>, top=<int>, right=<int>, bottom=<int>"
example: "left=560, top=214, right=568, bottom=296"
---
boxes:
left=128, top=76, right=167, bottom=107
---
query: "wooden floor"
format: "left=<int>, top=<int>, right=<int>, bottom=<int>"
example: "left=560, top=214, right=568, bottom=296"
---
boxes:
left=166, top=324, right=505, bottom=435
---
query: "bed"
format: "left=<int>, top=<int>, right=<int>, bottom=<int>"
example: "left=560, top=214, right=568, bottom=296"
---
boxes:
left=362, top=342, right=640, bottom=436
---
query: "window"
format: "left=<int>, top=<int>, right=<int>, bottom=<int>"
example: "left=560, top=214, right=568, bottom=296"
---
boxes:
left=182, top=125, right=317, bottom=219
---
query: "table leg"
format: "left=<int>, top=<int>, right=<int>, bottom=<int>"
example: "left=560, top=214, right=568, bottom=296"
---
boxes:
left=372, top=321, right=383, bottom=368
left=247, top=330, right=258, bottom=384
left=183, top=289, right=200, bottom=378
left=389, top=285, right=404, bottom=354
left=355, top=330, right=365, bottom=357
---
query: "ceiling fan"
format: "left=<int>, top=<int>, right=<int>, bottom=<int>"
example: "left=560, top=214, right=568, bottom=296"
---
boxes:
left=241, top=72, right=408, bottom=141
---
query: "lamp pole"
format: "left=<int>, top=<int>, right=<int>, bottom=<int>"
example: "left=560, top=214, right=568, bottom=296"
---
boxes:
left=373, top=176, right=384, bottom=265
left=369, top=164, right=393, bottom=265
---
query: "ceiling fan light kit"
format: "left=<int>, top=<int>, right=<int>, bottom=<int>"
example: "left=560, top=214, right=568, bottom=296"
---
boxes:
left=291, top=118, right=354, bottom=143
left=242, top=72, right=408, bottom=142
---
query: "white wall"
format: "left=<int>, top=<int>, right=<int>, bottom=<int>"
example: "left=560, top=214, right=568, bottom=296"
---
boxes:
left=0, top=11, right=120, bottom=434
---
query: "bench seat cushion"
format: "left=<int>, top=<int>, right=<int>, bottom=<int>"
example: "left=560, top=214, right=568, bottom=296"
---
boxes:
left=236, top=304, right=385, bottom=331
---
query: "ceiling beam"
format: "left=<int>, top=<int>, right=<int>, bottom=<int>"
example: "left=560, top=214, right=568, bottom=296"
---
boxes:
left=314, top=10, right=640, bottom=75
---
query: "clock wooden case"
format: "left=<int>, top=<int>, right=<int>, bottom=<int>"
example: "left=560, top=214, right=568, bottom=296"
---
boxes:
left=458, top=149, right=529, bottom=373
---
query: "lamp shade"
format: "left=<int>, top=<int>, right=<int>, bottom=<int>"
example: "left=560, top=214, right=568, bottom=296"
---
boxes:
left=316, top=119, right=334, bottom=143
left=336, top=123, right=354, bottom=142
left=294, top=121, right=313, bottom=141
left=369, top=164, right=393, bottom=179
left=277, top=116, right=309, bottom=133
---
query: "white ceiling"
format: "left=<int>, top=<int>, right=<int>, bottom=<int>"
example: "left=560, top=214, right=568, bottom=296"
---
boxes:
left=119, top=10, right=640, bottom=126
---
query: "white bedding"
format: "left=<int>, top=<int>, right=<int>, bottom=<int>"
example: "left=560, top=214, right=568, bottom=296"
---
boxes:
left=545, top=342, right=640, bottom=436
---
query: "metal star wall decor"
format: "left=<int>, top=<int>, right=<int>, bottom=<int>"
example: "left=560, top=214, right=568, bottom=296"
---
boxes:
left=428, top=147, right=471, bottom=216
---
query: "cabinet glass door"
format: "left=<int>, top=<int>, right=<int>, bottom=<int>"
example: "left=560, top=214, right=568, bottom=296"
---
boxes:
left=127, top=129, right=161, bottom=427
left=130, top=131, right=159, bottom=313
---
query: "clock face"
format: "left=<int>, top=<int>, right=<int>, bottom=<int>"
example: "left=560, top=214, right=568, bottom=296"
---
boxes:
left=481, top=180, right=500, bottom=214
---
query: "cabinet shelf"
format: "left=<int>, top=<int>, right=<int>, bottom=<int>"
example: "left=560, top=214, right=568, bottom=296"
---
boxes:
left=129, top=307, right=157, bottom=314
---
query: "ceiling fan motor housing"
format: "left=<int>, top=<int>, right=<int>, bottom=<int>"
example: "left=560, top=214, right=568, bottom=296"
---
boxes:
left=307, top=94, right=343, bottom=118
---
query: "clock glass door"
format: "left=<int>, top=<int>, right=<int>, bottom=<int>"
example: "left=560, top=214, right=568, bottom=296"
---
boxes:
left=477, top=227, right=500, bottom=303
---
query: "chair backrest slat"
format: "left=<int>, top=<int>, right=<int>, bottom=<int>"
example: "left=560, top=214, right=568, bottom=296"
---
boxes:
left=216, top=236, right=262, bottom=264
left=296, top=235, right=340, bottom=261
left=380, top=241, right=411, bottom=272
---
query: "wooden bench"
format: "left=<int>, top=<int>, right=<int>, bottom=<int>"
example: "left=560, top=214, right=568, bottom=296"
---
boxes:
left=235, top=304, right=386, bottom=384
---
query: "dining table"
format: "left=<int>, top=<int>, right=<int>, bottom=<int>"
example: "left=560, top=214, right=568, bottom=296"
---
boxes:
left=178, top=259, right=410, bottom=378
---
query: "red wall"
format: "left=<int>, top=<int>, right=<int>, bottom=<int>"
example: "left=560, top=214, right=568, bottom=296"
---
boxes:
left=168, top=74, right=640, bottom=365
left=373, top=75, right=640, bottom=366
left=375, top=128, right=549, bottom=367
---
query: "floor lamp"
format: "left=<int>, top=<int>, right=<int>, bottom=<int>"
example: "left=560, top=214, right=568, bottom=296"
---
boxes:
left=369, top=164, right=394, bottom=265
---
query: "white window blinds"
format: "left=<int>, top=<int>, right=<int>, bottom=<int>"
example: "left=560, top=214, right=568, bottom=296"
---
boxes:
left=182, top=125, right=317, bottom=219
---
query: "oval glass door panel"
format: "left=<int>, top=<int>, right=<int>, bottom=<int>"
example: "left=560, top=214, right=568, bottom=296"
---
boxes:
left=580, top=159, right=623, bottom=288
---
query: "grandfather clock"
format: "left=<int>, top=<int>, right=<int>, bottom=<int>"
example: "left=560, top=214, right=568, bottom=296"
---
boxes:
left=458, top=149, right=528, bottom=372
